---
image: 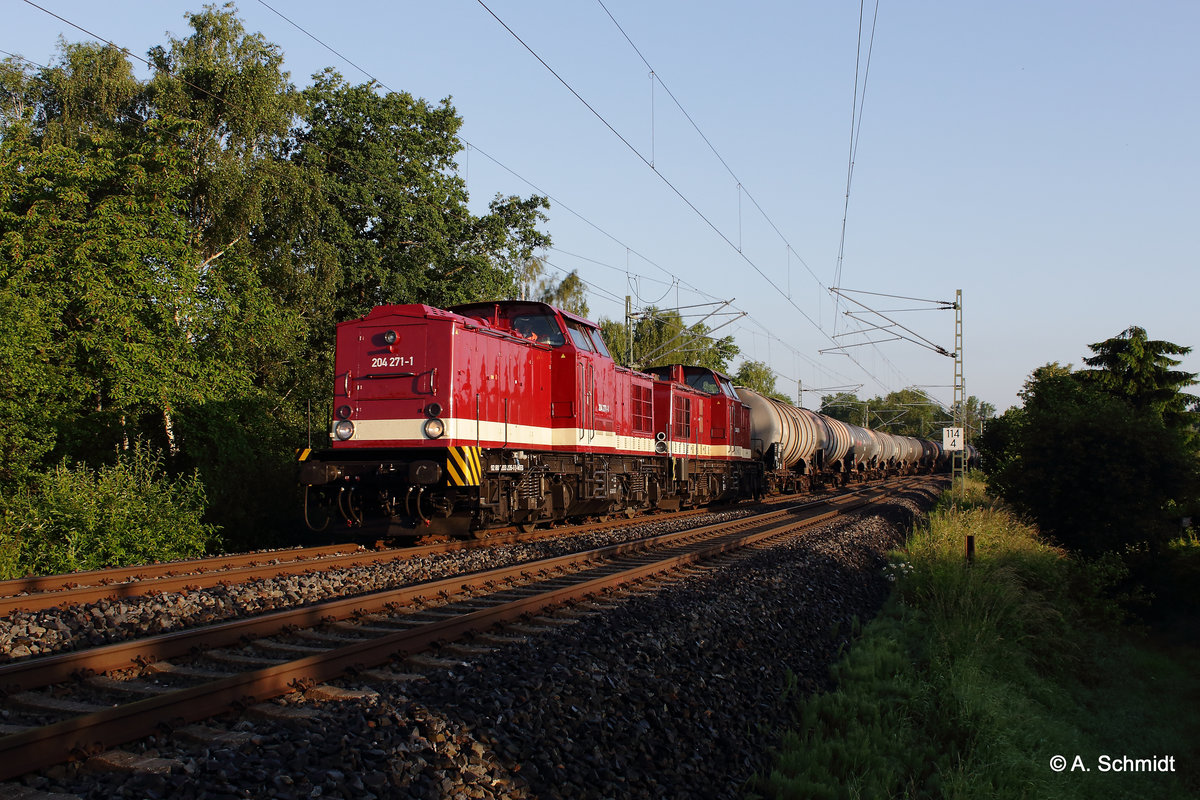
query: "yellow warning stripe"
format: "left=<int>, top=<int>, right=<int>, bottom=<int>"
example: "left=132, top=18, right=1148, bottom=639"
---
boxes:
left=447, top=446, right=482, bottom=486
left=296, top=448, right=312, bottom=462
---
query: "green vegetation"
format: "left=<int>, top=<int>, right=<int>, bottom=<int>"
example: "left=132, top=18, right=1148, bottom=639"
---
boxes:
left=0, top=443, right=218, bottom=578
left=979, top=327, right=1200, bottom=558
left=600, top=305, right=738, bottom=372
left=0, top=5, right=557, bottom=574
left=733, top=359, right=794, bottom=402
left=756, top=479, right=1200, bottom=799
left=819, top=389, right=994, bottom=439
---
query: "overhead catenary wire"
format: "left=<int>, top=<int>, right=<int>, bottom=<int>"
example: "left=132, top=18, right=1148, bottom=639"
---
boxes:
left=474, top=0, right=909, bottom=396
left=831, top=0, right=881, bottom=334
left=13, top=0, right=923, bottom=403
left=252, top=0, right=876, bottom=395
left=11, top=0, right=467, bottom=235
left=7, top=2, right=715, bottom=339
left=596, top=0, right=826, bottom=293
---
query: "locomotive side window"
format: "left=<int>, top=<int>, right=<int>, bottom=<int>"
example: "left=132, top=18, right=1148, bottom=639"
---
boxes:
left=564, top=320, right=595, bottom=352
left=673, top=396, right=692, bottom=439
left=632, top=384, right=653, bottom=433
left=588, top=328, right=612, bottom=359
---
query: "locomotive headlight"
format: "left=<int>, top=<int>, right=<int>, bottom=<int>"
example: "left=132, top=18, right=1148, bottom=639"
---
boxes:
left=383, top=329, right=398, bottom=345
left=423, top=417, right=445, bottom=439
left=335, top=404, right=352, bottom=420
left=333, top=420, right=355, bottom=441
left=425, top=402, right=442, bottom=418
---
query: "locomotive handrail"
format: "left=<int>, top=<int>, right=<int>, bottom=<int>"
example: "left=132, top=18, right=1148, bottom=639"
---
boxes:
left=578, top=361, right=585, bottom=442
left=359, top=372, right=416, bottom=379
left=588, top=363, right=596, bottom=443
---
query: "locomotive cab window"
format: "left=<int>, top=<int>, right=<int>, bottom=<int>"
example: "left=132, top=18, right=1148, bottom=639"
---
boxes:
left=686, top=373, right=720, bottom=394
left=511, top=314, right=565, bottom=346
left=682, top=367, right=720, bottom=394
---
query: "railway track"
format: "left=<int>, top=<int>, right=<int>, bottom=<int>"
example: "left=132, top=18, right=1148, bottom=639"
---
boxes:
left=0, top=476, right=940, bottom=783
left=0, top=501, right=775, bottom=616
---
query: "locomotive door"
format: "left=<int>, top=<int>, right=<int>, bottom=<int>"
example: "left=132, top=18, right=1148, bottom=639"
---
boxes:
left=578, top=358, right=594, bottom=444
left=564, top=319, right=615, bottom=452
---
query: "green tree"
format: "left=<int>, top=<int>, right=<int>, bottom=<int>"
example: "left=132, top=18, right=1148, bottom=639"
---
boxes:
left=600, top=307, right=738, bottom=372
left=0, top=57, right=208, bottom=466
left=1079, top=325, right=1198, bottom=431
left=295, top=71, right=549, bottom=319
left=820, top=389, right=991, bottom=439
left=980, top=342, right=1200, bottom=557
left=819, top=392, right=868, bottom=426
left=734, top=360, right=791, bottom=402
left=0, top=4, right=561, bottom=559
left=537, top=268, right=589, bottom=317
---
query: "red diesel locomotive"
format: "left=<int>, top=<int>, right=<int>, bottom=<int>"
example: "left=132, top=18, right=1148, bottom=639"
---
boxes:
left=298, top=300, right=762, bottom=536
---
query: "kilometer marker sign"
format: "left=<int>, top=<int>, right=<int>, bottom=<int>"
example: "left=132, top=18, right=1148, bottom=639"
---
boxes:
left=943, top=427, right=964, bottom=451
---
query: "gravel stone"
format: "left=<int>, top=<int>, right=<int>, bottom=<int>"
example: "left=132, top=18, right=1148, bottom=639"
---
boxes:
left=5, top=486, right=940, bottom=798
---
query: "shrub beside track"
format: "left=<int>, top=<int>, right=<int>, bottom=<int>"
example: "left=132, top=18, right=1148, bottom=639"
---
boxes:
left=757, top=478, right=1200, bottom=800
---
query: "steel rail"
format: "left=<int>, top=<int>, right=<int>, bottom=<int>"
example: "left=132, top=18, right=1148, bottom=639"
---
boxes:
left=0, top=480, right=914, bottom=781
left=0, top=477, right=939, bottom=781
left=0, top=544, right=364, bottom=607
left=0, top=503, right=741, bottom=615
left=0, top=493, right=858, bottom=693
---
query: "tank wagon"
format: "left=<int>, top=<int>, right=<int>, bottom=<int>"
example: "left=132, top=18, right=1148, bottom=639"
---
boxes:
left=298, top=300, right=948, bottom=538
left=739, top=387, right=940, bottom=494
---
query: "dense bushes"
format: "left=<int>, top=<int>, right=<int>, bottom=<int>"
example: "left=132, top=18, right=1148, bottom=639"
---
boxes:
left=981, top=371, right=1197, bottom=557
left=757, top=479, right=1199, bottom=799
left=978, top=327, right=1200, bottom=560
left=0, top=443, right=218, bottom=579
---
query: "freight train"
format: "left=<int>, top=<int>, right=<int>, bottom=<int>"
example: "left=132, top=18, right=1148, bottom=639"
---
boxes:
left=297, top=300, right=959, bottom=537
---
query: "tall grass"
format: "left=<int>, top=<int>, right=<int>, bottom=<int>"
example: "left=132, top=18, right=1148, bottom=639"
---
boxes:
left=755, top=477, right=1199, bottom=799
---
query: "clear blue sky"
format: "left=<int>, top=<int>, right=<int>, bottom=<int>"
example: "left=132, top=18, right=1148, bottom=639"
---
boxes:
left=6, top=0, right=1198, bottom=415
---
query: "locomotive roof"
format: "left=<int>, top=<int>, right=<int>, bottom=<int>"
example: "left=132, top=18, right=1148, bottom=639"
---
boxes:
left=645, top=364, right=735, bottom=381
left=449, top=300, right=600, bottom=329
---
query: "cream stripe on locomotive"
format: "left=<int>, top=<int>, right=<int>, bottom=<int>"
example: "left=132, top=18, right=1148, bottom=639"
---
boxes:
left=349, top=417, right=750, bottom=460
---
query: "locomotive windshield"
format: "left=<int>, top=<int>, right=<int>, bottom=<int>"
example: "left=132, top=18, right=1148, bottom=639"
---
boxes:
left=450, top=302, right=568, bottom=346
left=683, top=367, right=721, bottom=394
left=512, top=313, right=565, bottom=346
